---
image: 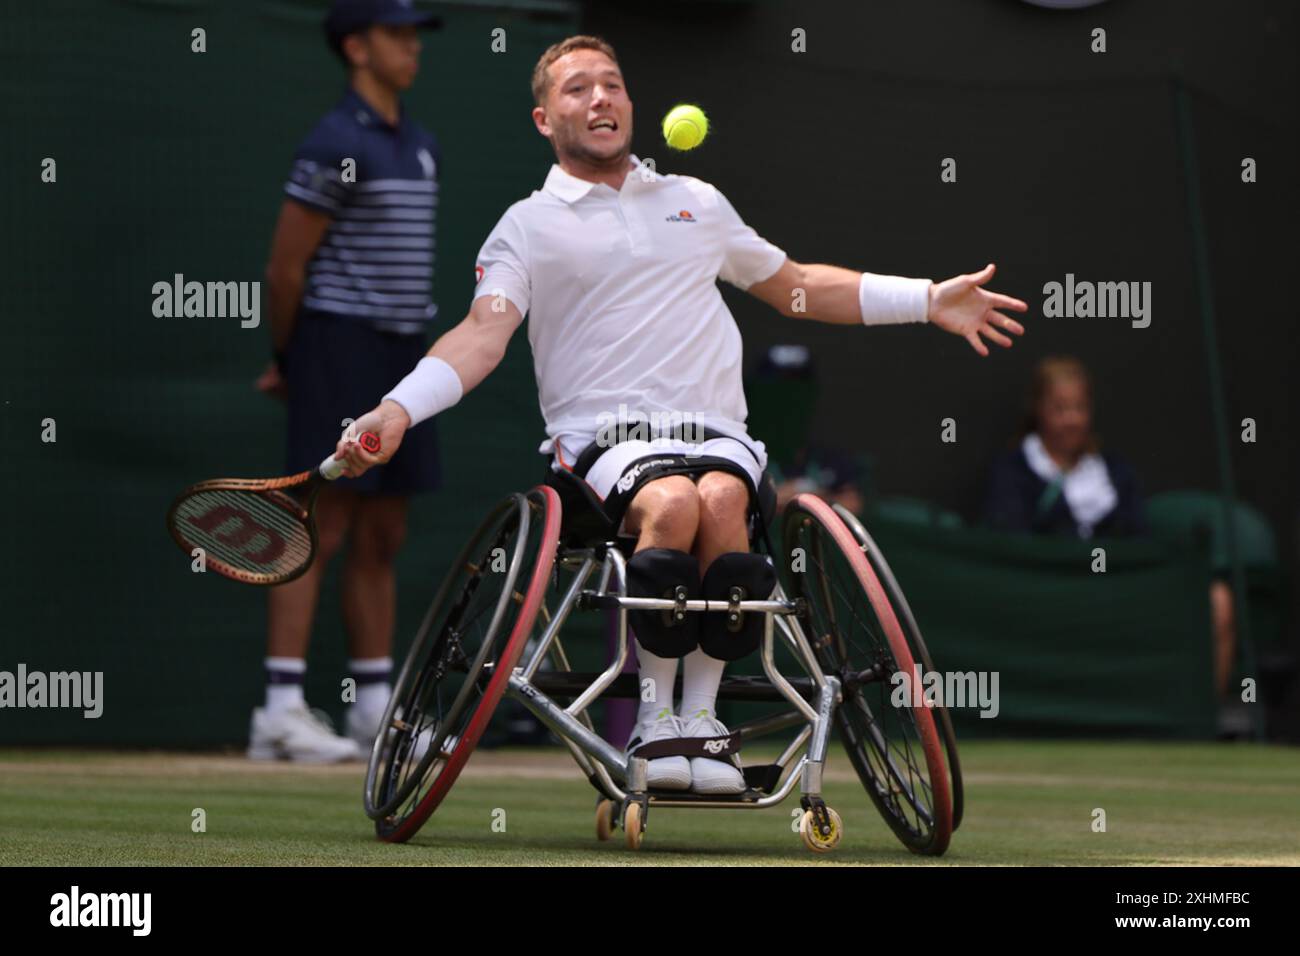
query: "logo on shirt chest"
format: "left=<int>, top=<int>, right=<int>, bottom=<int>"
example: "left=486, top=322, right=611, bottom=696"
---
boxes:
left=665, top=209, right=697, bottom=223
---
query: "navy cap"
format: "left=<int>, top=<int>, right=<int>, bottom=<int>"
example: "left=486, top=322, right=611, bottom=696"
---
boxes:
left=325, top=0, right=442, bottom=54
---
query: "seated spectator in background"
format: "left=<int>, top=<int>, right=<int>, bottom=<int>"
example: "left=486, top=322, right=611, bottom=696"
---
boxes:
left=984, top=355, right=1145, bottom=538
left=985, top=356, right=1238, bottom=706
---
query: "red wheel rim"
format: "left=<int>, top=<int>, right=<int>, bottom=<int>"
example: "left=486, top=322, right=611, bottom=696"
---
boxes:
left=789, top=493, right=952, bottom=854
left=380, top=485, right=561, bottom=842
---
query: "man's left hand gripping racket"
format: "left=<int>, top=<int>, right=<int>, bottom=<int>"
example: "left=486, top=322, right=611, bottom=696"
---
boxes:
left=166, top=432, right=381, bottom=585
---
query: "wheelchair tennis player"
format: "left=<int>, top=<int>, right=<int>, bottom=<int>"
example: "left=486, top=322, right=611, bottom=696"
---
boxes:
left=336, top=35, right=1027, bottom=794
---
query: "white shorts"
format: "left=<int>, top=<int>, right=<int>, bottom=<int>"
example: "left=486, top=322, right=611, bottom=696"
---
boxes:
left=552, top=435, right=768, bottom=502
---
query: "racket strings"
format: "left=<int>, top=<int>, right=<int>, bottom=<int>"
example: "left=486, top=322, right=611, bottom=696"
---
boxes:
left=172, top=488, right=314, bottom=581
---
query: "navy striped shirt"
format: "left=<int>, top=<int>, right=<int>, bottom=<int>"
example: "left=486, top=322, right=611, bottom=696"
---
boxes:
left=284, top=89, right=439, bottom=333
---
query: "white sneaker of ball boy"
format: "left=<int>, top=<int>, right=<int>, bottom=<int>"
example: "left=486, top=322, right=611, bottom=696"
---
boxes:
left=247, top=704, right=361, bottom=763
left=247, top=682, right=434, bottom=764
left=247, top=658, right=380, bottom=763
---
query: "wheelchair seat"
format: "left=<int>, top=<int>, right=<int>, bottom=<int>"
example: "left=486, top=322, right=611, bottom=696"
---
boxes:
left=543, top=467, right=617, bottom=549
left=543, top=466, right=779, bottom=551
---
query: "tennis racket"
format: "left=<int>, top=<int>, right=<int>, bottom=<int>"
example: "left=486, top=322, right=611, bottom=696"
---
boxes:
left=166, top=432, right=381, bottom=585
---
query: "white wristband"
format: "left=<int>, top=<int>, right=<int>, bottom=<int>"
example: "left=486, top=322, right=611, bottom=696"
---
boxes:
left=383, top=356, right=464, bottom=427
left=859, top=272, right=932, bottom=326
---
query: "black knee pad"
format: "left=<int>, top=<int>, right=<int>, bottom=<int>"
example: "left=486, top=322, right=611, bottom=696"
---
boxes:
left=625, top=548, right=700, bottom=658
left=699, top=552, right=777, bottom=662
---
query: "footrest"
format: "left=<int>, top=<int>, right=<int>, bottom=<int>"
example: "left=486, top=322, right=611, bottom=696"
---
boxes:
left=631, top=732, right=740, bottom=761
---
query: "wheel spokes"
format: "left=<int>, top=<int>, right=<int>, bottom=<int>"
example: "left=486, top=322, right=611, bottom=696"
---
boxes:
left=369, top=491, right=557, bottom=835
left=790, top=512, right=941, bottom=844
left=374, top=510, right=523, bottom=821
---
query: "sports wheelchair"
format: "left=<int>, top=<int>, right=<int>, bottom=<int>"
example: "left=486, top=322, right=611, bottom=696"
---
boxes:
left=362, top=463, right=963, bottom=855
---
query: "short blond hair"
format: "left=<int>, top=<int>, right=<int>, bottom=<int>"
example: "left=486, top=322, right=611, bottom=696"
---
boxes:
left=531, top=35, right=620, bottom=106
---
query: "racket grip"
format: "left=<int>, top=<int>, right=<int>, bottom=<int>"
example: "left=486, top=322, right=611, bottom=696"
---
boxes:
left=319, top=431, right=382, bottom=481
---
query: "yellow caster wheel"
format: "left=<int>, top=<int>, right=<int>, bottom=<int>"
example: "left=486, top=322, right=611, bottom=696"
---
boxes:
left=799, top=807, right=843, bottom=854
left=623, top=801, right=644, bottom=850
left=595, top=799, right=616, bottom=841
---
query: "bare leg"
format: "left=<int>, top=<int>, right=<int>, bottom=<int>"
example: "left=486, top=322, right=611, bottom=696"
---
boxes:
left=693, top=471, right=751, bottom=569
left=1210, top=579, right=1237, bottom=700
left=621, top=476, right=701, bottom=726
left=623, top=474, right=700, bottom=552
left=681, top=472, right=752, bottom=719
left=342, top=495, right=409, bottom=660
left=266, top=485, right=357, bottom=658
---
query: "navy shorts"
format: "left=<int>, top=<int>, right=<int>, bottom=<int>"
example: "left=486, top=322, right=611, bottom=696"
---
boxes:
left=284, top=310, right=442, bottom=496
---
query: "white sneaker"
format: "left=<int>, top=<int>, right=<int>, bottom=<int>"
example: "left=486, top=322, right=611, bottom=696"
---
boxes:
left=625, top=709, right=691, bottom=791
left=345, top=702, right=386, bottom=752
left=247, top=705, right=363, bottom=763
left=681, top=710, right=745, bottom=794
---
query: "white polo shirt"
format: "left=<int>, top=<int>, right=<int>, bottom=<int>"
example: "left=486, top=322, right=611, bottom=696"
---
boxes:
left=472, top=156, right=787, bottom=463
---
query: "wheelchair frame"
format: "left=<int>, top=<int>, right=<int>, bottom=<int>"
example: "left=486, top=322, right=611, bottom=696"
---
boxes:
left=506, top=537, right=844, bottom=840
left=365, top=479, right=959, bottom=855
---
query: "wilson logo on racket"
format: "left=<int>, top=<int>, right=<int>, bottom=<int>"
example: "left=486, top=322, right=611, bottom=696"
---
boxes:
left=166, top=431, right=382, bottom=585
left=187, top=505, right=287, bottom=564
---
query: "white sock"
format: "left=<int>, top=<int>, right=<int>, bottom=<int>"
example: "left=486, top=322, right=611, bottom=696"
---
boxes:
left=349, top=657, right=392, bottom=712
left=679, top=648, right=725, bottom=720
left=265, top=657, right=306, bottom=714
left=634, top=642, right=679, bottom=726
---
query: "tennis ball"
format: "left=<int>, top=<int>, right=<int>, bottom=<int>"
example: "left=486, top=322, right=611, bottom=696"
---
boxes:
left=662, top=104, right=708, bottom=151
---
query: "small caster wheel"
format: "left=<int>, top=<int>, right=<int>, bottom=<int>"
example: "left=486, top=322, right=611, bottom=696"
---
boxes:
left=623, top=801, right=644, bottom=850
left=595, top=799, right=616, bottom=841
left=799, top=807, right=843, bottom=854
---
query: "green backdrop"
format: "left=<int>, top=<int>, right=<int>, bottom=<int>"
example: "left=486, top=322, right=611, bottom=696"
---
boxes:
left=862, top=519, right=1217, bottom=738
left=0, top=0, right=586, bottom=745
left=0, top=0, right=1245, bottom=746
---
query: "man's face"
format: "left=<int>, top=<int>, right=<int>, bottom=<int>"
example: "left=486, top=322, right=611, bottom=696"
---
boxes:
left=534, top=50, right=632, bottom=167
left=348, top=24, right=421, bottom=89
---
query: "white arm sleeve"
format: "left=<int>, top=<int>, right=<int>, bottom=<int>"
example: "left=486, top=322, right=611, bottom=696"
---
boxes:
left=383, top=356, right=463, bottom=427
left=859, top=272, right=931, bottom=325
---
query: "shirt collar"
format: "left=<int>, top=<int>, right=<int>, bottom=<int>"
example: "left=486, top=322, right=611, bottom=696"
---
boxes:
left=341, top=87, right=403, bottom=133
left=542, top=155, right=653, bottom=203
left=1023, top=432, right=1104, bottom=480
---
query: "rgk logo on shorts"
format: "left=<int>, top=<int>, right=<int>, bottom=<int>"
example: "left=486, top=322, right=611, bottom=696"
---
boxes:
left=616, top=458, right=677, bottom=494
